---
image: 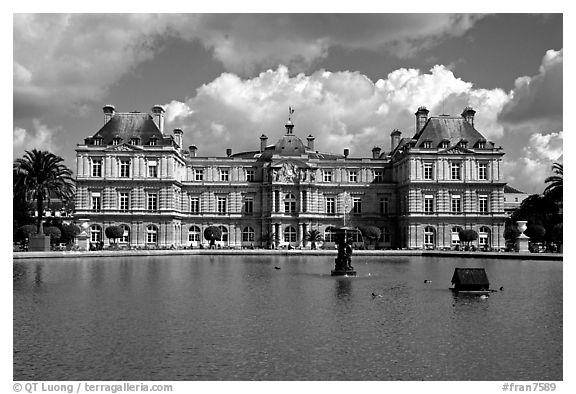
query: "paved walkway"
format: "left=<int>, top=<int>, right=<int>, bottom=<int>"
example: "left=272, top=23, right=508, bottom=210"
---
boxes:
left=13, top=249, right=563, bottom=261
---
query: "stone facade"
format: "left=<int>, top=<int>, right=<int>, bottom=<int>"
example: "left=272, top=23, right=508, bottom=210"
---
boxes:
left=75, top=105, right=507, bottom=249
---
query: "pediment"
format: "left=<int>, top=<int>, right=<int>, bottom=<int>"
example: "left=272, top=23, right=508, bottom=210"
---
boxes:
left=439, top=145, right=474, bottom=154
left=104, top=143, right=143, bottom=152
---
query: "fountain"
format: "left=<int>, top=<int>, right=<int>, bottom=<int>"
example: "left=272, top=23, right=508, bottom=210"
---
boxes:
left=331, top=227, right=357, bottom=276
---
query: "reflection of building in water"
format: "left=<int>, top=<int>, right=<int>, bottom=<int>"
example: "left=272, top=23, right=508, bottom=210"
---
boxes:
left=75, top=105, right=508, bottom=249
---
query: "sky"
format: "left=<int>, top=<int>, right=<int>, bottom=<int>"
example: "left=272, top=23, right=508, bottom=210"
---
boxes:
left=12, top=12, right=563, bottom=194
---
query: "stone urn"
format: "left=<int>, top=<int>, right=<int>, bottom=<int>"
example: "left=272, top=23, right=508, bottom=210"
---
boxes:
left=517, top=221, right=528, bottom=235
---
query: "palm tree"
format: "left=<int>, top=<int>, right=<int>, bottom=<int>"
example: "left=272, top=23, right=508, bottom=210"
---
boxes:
left=544, top=162, right=563, bottom=201
left=13, top=149, right=75, bottom=235
left=305, top=229, right=324, bottom=250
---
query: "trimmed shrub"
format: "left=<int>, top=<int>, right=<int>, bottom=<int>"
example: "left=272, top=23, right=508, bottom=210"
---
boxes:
left=43, top=226, right=62, bottom=244
left=105, top=225, right=124, bottom=244
left=361, top=226, right=381, bottom=245
left=458, top=229, right=478, bottom=245
left=16, top=224, right=38, bottom=242
left=204, top=226, right=222, bottom=246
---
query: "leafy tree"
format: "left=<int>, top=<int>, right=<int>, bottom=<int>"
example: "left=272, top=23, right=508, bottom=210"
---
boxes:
left=544, top=162, right=563, bottom=202
left=458, top=229, right=478, bottom=247
left=305, top=229, right=323, bottom=249
left=105, top=226, right=124, bottom=244
left=261, top=231, right=280, bottom=249
left=13, top=149, right=75, bottom=235
left=551, top=223, right=563, bottom=248
left=43, top=226, right=61, bottom=244
left=15, top=225, right=37, bottom=243
left=60, top=224, right=81, bottom=245
left=511, top=193, right=561, bottom=245
left=361, top=226, right=381, bottom=246
left=525, top=224, right=546, bottom=242
left=204, top=226, right=222, bottom=247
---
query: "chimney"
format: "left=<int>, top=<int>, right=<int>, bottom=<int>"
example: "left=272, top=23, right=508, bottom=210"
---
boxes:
left=391, top=129, right=402, bottom=151
left=103, top=104, right=115, bottom=124
left=307, top=134, right=315, bottom=151
left=343, top=148, right=349, bottom=158
left=151, top=105, right=165, bottom=133
left=226, top=148, right=232, bottom=157
left=188, top=145, right=197, bottom=158
left=372, top=146, right=382, bottom=159
left=260, top=134, right=268, bottom=152
left=415, top=106, right=429, bottom=133
left=173, top=128, right=183, bottom=148
left=461, top=106, right=476, bottom=127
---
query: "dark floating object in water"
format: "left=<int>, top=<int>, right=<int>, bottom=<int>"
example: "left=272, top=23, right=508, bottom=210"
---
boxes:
left=274, top=266, right=281, bottom=270
left=499, top=286, right=504, bottom=291
left=371, top=292, right=382, bottom=298
left=424, top=280, right=432, bottom=284
left=450, top=268, right=494, bottom=295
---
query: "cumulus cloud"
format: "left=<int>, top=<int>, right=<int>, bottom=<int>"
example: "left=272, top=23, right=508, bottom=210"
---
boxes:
left=162, top=64, right=510, bottom=158
left=498, top=49, right=563, bottom=132
left=13, top=120, right=58, bottom=157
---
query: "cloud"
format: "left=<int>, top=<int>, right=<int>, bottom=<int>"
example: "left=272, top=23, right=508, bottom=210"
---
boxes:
left=498, top=49, right=563, bottom=132
left=13, top=120, right=58, bottom=157
left=162, top=64, right=510, bottom=159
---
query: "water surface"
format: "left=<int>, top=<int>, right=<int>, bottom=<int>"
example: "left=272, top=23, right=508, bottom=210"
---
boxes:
left=13, top=255, right=562, bottom=380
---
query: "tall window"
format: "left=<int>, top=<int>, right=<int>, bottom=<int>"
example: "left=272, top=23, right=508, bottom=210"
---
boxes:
left=379, top=196, right=389, bottom=215
left=479, top=226, right=490, bottom=246
left=301, top=191, right=307, bottom=213
left=119, top=192, right=129, bottom=211
left=244, top=196, right=254, bottom=213
left=452, top=227, right=462, bottom=245
left=120, top=225, right=130, bottom=244
left=478, top=162, right=488, bottom=180
left=147, top=193, right=158, bottom=211
left=91, top=193, right=101, bottom=211
left=424, top=226, right=435, bottom=247
left=91, top=159, right=102, bottom=177
left=219, top=169, right=229, bottom=181
left=188, top=226, right=201, bottom=242
left=450, top=162, right=461, bottom=180
left=424, top=195, right=434, bottom=214
left=242, top=227, right=255, bottom=242
left=190, top=196, right=200, bottom=213
left=218, top=226, right=228, bottom=242
left=146, top=225, right=158, bottom=244
left=246, top=169, right=255, bottom=182
left=423, top=162, right=433, bottom=180
left=323, top=170, right=333, bottom=182
left=217, top=196, right=227, bottom=214
left=324, top=226, right=336, bottom=243
left=352, top=197, right=362, bottom=214
left=90, top=225, right=102, bottom=242
left=451, top=195, right=461, bottom=213
left=274, top=190, right=280, bottom=212
left=374, top=170, right=383, bottom=183
left=284, top=226, right=297, bottom=243
left=194, top=169, right=204, bottom=181
left=284, top=193, right=296, bottom=213
left=120, top=159, right=130, bottom=178
left=148, top=161, right=158, bottom=178
left=326, top=197, right=335, bottom=214
left=381, top=227, right=391, bottom=243
left=479, top=195, right=488, bottom=214
left=349, top=170, right=358, bottom=183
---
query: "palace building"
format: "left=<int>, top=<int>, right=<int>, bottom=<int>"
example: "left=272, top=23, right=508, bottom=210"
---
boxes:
left=74, top=104, right=507, bottom=249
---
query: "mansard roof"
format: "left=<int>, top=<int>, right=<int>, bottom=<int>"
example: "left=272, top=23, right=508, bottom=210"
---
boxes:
left=504, top=185, right=525, bottom=194
left=89, top=112, right=171, bottom=146
left=413, top=116, right=495, bottom=149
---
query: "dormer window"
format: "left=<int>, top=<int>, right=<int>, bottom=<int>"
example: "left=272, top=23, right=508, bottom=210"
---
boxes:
left=439, top=140, right=450, bottom=149
left=459, top=140, right=468, bottom=149
left=477, top=142, right=485, bottom=149
left=93, top=137, right=102, bottom=146
left=149, top=137, right=157, bottom=146
left=130, top=138, right=140, bottom=145
left=112, top=136, right=122, bottom=145
left=422, top=141, right=432, bottom=149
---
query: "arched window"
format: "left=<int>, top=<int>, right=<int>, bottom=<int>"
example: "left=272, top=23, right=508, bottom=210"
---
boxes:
left=349, top=228, right=363, bottom=243
left=90, top=224, right=102, bottom=243
left=324, top=226, right=336, bottom=243
left=424, top=226, right=435, bottom=247
left=146, top=225, right=158, bottom=244
left=119, top=224, right=130, bottom=244
left=242, top=226, right=255, bottom=242
left=479, top=226, right=490, bottom=247
left=380, top=226, right=391, bottom=243
left=284, top=226, right=297, bottom=243
left=284, top=193, right=297, bottom=213
left=451, top=226, right=463, bottom=245
left=218, top=226, right=228, bottom=242
left=188, top=225, right=201, bottom=242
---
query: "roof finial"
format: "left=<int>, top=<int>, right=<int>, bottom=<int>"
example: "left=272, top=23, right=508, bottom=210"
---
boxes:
left=288, top=106, right=295, bottom=121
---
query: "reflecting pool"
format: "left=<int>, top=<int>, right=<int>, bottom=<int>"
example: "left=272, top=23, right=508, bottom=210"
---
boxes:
left=13, top=255, right=562, bottom=380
